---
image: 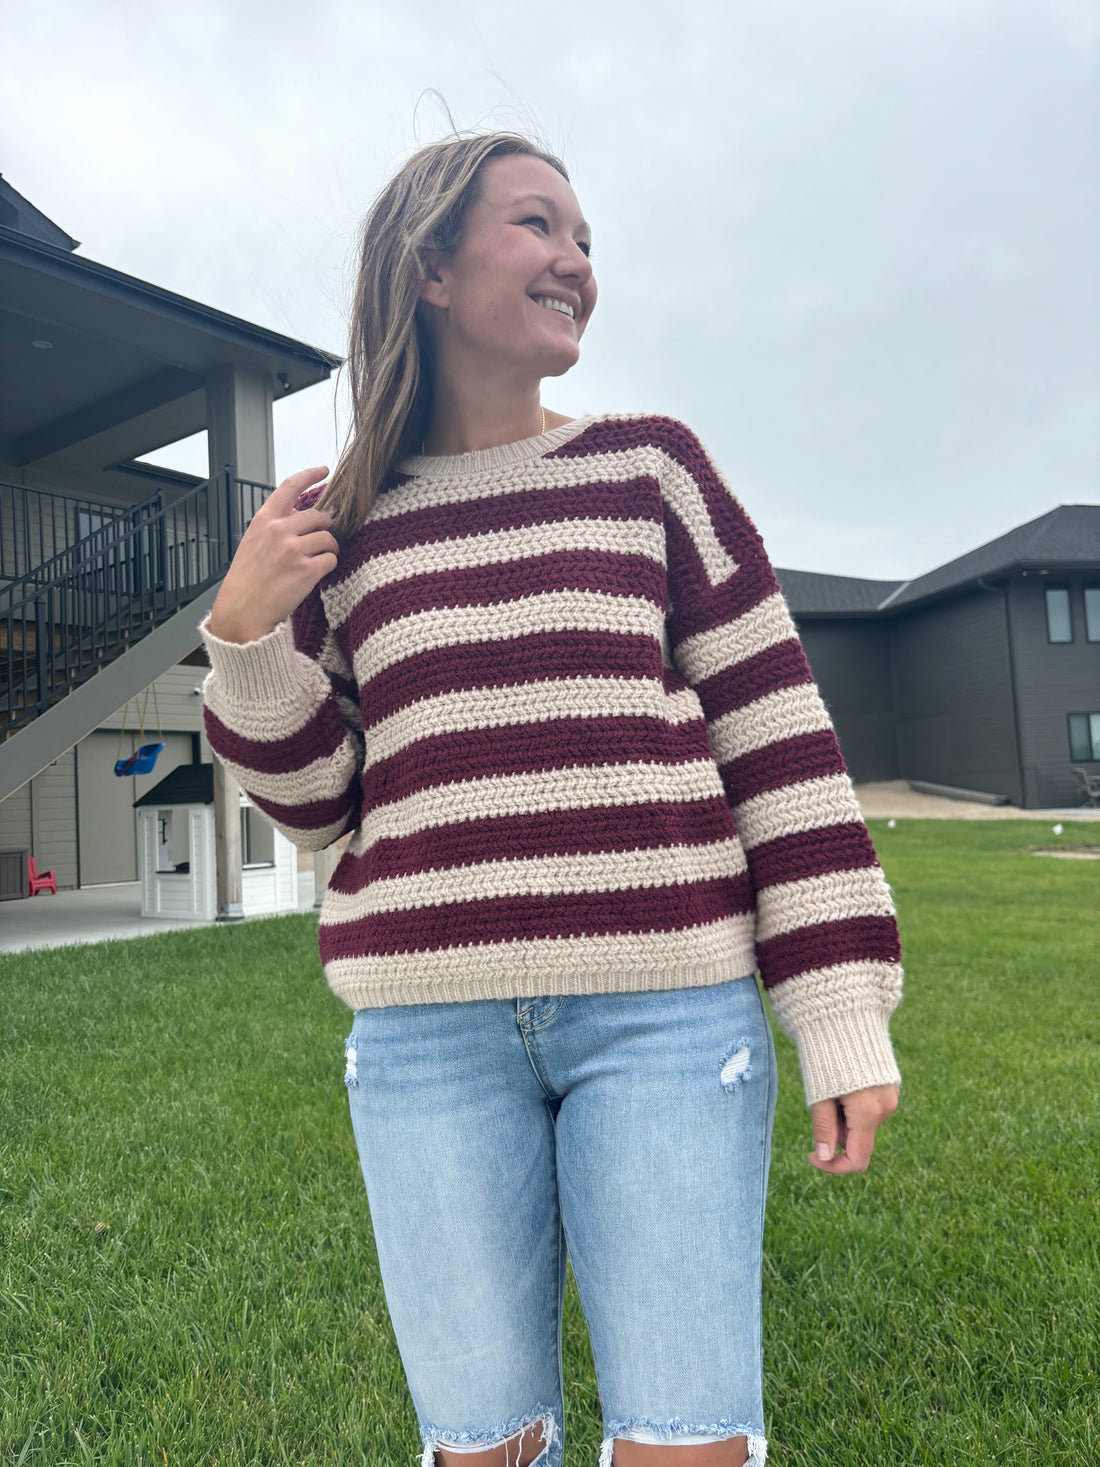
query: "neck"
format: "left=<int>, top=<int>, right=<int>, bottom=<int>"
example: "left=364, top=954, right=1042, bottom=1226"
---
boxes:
left=419, top=372, right=549, bottom=456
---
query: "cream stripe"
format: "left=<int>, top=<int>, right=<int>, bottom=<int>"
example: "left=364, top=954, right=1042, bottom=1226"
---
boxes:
left=735, top=775, right=863, bottom=850
left=212, top=742, right=362, bottom=812
left=754, top=867, right=895, bottom=944
left=655, top=452, right=739, bottom=588
left=321, top=838, right=748, bottom=922
left=322, top=915, right=756, bottom=991
left=764, top=959, right=904, bottom=1033
left=268, top=810, right=353, bottom=854
left=351, top=759, right=727, bottom=845
left=673, top=592, right=797, bottom=681
left=203, top=674, right=333, bottom=743
left=707, top=683, right=833, bottom=764
left=363, top=679, right=703, bottom=769
left=326, top=517, right=666, bottom=630
left=351, top=589, right=665, bottom=683
left=376, top=444, right=660, bottom=509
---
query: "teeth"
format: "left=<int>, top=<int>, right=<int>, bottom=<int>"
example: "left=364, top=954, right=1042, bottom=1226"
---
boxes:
left=533, top=296, right=574, bottom=319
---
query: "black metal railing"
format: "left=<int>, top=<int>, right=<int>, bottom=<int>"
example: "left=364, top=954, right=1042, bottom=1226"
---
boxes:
left=1, top=469, right=272, bottom=741
left=0, top=480, right=141, bottom=584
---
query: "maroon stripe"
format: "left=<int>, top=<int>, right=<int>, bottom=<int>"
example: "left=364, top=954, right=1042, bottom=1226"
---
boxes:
left=356, top=628, right=665, bottom=726
left=330, top=795, right=740, bottom=894
left=757, top=917, right=902, bottom=988
left=717, top=731, right=848, bottom=808
left=344, top=548, right=666, bottom=648
left=247, top=786, right=359, bottom=832
left=747, top=823, right=881, bottom=890
left=202, top=703, right=351, bottom=775
left=664, top=516, right=778, bottom=637
left=364, top=719, right=719, bottom=806
left=328, top=476, right=663, bottom=591
left=318, top=874, right=755, bottom=963
left=688, top=638, right=814, bottom=718
left=546, top=417, right=632, bottom=459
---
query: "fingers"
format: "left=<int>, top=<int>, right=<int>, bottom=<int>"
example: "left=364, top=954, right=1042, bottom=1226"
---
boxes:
left=808, top=1084, right=899, bottom=1175
left=297, top=528, right=341, bottom=559
left=808, top=1099, right=840, bottom=1169
left=264, top=466, right=331, bottom=515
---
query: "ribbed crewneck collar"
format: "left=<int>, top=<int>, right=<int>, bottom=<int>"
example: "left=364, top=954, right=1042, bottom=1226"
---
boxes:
left=397, top=413, right=600, bottom=479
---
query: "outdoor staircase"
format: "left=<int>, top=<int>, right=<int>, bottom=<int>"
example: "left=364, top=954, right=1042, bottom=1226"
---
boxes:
left=0, top=469, right=272, bottom=802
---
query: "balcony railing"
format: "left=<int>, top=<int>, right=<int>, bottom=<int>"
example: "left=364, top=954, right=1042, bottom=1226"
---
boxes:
left=0, top=480, right=139, bottom=584
left=1, top=469, right=272, bottom=740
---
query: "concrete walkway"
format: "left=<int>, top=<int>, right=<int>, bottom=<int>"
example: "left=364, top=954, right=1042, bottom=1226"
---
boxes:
left=0, top=871, right=318, bottom=957
left=853, top=779, right=1100, bottom=822
left=2, top=783, right=1096, bottom=958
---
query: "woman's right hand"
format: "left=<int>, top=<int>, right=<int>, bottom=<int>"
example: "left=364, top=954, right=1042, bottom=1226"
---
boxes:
left=206, top=466, right=339, bottom=644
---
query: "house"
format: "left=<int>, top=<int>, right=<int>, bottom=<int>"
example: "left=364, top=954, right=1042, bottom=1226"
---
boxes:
left=0, top=175, right=340, bottom=901
left=780, top=504, right=1100, bottom=809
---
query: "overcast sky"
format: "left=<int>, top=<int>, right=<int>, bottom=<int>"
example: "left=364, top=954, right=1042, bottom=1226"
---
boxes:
left=3, top=0, right=1097, bottom=581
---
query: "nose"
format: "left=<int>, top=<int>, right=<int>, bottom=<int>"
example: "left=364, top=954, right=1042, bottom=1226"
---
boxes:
left=554, top=237, right=594, bottom=284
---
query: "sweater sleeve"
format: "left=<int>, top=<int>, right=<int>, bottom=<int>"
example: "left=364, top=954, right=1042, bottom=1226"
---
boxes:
left=198, top=575, right=364, bottom=853
left=656, top=418, right=903, bottom=1106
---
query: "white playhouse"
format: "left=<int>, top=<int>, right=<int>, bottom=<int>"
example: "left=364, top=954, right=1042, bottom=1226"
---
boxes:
left=132, top=762, right=298, bottom=920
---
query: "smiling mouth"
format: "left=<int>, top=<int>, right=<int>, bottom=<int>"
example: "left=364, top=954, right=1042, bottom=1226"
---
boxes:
left=530, top=295, right=576, bottom=321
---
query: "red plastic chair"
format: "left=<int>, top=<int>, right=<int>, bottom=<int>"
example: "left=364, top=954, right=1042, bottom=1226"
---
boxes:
left=28, top=855, right=57, bottom=896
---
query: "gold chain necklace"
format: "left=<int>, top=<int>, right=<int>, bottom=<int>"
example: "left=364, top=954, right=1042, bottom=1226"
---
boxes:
left=421, top=405, right=545, bottom=455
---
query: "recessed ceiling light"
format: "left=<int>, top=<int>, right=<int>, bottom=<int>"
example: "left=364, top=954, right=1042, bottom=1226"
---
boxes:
left=32, top=339, right=53, bottom=350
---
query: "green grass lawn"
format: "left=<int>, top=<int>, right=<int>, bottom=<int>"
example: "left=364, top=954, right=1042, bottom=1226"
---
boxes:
left=1, top=819, right=1097, bottom=1466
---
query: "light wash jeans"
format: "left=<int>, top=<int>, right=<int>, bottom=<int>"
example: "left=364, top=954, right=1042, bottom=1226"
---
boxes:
left=344, top=973, right=777, bottom=1466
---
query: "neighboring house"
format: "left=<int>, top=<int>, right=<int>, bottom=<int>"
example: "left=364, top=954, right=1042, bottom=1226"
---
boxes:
left=0, top=175, right=339, bottom=897
left=780, top=505, right=1100, bottom=810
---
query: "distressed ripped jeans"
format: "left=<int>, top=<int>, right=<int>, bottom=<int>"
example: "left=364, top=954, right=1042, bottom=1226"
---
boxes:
left=344, top=974, right=777, bottom=1466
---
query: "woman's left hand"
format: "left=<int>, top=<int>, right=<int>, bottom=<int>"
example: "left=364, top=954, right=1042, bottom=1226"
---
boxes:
left=808, top=1084, right=899, bottom=1174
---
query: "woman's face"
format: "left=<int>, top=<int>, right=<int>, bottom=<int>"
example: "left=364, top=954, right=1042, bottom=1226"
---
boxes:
left=417, top=153, right=597, bottom=380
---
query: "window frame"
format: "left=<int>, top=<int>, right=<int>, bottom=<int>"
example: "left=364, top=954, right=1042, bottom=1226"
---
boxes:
left=1084, top=586, right=1100, bottom=643
left=1044, top=585, right=1073, bottom=644
left=1067, top=711, right=1100, bottom=763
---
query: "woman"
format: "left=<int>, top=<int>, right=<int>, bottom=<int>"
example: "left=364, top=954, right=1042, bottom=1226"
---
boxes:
left=199, top=130, right=902, bottom=1467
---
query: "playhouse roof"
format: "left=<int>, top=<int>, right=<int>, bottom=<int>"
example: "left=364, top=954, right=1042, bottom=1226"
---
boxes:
left=132, top=762, right=214, bottom=808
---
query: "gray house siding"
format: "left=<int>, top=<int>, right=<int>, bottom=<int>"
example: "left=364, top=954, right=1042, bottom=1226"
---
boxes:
left=795, top=620, right=899, bottom=782
left=889, top=588, right=1022, bottom=804
left=0, top=663, right=211, bottom=889
left=0, top=749, right=78, bottom=889
left=1008, top=577, right=1100, bottom=808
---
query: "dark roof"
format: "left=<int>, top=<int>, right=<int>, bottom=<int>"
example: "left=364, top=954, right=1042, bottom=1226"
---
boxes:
left=0, top=223, right=342, bottom=374
left=0, top=174, right=78, bottom=251
left=133, top=762, right=213, bottom=808
left=776, top=568, right=904, bottom=616
left=777, top=505, right=1100, bottom=617
left=879, top=504, right=1100, bottom=609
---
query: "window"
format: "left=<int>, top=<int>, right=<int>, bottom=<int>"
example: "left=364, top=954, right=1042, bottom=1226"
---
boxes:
left=1045, top=586, right=1072, bottom=642
left=240, top=804, right=275, bottom=866
left=1068, top=713, right=1100, bottom=763
left=1085, top=587, right=1100, bottom=643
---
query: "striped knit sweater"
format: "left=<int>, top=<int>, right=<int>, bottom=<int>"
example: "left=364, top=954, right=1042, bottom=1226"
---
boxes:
left=199, top=412, right=902, bottom=1105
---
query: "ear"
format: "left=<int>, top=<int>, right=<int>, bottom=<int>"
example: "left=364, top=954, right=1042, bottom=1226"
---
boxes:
left=417, top=249, right=449, bottom=310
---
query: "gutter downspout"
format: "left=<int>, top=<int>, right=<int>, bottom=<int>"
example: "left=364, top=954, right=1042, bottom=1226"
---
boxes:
left=978, top=576, right=1025, bottom=807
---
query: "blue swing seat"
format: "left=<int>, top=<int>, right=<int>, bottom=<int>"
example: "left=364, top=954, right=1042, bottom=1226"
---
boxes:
left=114, top=742, right=165, bottom=777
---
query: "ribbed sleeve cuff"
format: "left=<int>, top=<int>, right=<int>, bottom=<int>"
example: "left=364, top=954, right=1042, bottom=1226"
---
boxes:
left=793, top=1006, right=902, bottom=1107
left=198, top=613, right=308, bottom=708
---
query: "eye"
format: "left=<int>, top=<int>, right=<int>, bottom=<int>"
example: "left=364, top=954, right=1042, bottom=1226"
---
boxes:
left=522, top=216, right=592, bottom=259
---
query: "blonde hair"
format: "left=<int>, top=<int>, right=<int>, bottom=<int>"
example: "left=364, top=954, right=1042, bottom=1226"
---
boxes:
left=319, top=130, right=570, bottom=542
